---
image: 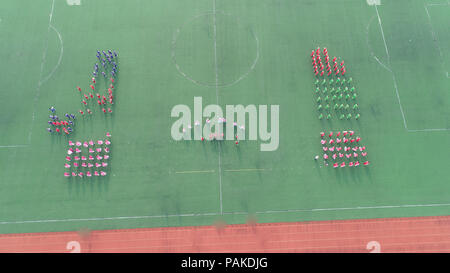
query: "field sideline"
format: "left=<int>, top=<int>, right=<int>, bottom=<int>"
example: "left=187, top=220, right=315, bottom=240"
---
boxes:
left=0, top=0, right=449, bottom=235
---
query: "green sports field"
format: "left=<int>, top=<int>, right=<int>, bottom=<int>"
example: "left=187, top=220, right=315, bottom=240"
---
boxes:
left=0, top=0, right=449, bottom=234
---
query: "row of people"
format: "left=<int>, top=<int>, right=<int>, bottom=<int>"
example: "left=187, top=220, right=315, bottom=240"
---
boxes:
left=333, top=161, right=370, bottom=168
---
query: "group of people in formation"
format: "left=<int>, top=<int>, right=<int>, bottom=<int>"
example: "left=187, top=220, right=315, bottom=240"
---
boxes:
left=77, top=50, right=118, bottom=116
left=64, top=132, right=112, bottom=178
left=311, top=47, right=361, bottom=120
left=46, top=107, right=76, bottom=135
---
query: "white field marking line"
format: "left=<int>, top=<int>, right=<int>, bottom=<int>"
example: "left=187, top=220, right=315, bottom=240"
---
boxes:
left=219, top=240, right=450, bottom=253
left=27, top=0, right=56, bottom=144
left=254, top=202, right=450, bottom=215
left=0, top=212, right=221, bottom=225
left=171, top=11, right=259, bottom=88
left=174, top=170, right=215, bottom=174
left=424, top=3, right=449, bottom=78
left=1, top=216, right=447, bottom=241
left=171, top=11, right=219, bottom=87
left=405, top=3, right=450, bottom=132
left=375, top=5, right=408, bottom=131
left=3, top=227, right=448, bottom=248
left=14, top=234, right=450, bottom=252
left=40, top=25, right=63, bottom=85
left=66, top=0, right=81, bottom=5
left=426, top=2, right=450, bottom=7
left=398, top=249, right=450, bottom=253
left=3, top=224, right=447, bottom=246
left=365, top=15, right=392, bottom=73
left=224, top=168, right=269, bottom=172
left=22, top=240, right=450, bottom=253
left=408, top=128, right=450, bottom=132
left=424, top=5, right=443, bottom=59
left=1, top=222, right=447, bottom=245
left=0, top=145, right=28, bottom=148
left=14, top=239, right=450, bottom=253
left=369, top=4, right=449, bottom=132
left=273, top=233, right=450, bottom=245
left=2, top=202, right=450, bottom=225
left=212, top=0, right=224, bottom=216
left=375, top=6, right=391, bottom=65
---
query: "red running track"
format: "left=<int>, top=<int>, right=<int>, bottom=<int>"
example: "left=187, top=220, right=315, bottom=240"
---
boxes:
left=1, top=216, right=450, bottom=253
